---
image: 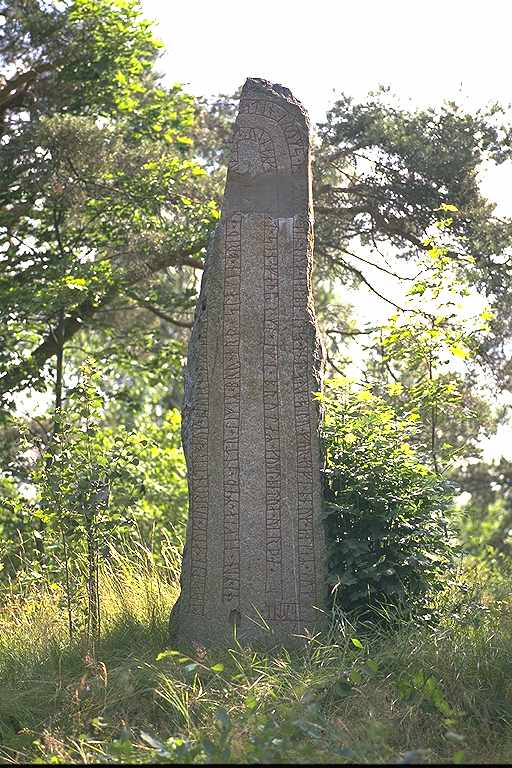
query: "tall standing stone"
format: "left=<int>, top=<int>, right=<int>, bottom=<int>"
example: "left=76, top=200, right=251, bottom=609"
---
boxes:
left=170, top=78, right=327, bottom=647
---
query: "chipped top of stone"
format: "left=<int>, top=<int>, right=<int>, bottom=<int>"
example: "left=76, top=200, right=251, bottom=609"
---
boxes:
left=223, top=78, right=311, bottom=215
left=241, top=77, right=310, bottom=130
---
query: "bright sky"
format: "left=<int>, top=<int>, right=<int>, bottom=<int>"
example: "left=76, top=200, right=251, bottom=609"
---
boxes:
left=141, top=0, right=512, bottom=214
left=142, top=0, right=510, bottom=118
left=139, top=0, right=512, bottom=461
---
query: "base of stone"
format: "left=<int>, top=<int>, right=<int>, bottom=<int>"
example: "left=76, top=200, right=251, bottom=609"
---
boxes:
left=168, top=601, right=328, bottom=651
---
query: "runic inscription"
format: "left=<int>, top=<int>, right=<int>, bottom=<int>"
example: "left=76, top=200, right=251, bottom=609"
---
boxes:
left=292, top=216, right=317, bottom=613
left=223, top=214, right=242, bottom=606
left=189, top=306, right=209, bottom=615
left=263, top=216, right=282, bottom=600
left=169, top=78, right=327, bottom=647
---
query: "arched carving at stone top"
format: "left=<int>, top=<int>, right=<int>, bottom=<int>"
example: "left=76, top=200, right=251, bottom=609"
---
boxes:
left=237, top=98, right=308, bottom=174
left=170, top=78, right=326, bottom=648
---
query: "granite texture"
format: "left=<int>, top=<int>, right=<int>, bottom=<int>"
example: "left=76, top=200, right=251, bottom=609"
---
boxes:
left=169, top=78, right=327, bottom=648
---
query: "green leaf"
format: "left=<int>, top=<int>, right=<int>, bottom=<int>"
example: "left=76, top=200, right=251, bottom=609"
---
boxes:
left=155, top=649, right=181, bottom=661
left=64, top=276, right=88, bottom=291
left=349, top=668, right=364, bottom=685
left=140, top=731, right=171, bottom=757
left=439, top=203, right=459, bottom=212
left=333, top=679, right=353, bottom=698
left=245, top=695, right=257, bottom=711
left=450, top=344, right=468, bottom=359
left=214, top=706, right=231, bottom=732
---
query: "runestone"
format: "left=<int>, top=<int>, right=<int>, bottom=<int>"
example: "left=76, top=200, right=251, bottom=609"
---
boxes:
left=170, top=77, right=327, bottom=647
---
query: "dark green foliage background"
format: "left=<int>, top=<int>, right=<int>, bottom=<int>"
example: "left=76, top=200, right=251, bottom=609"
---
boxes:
left=322, top=386, right=455, bottom=618
left=2, top=0, right=512, bottom=631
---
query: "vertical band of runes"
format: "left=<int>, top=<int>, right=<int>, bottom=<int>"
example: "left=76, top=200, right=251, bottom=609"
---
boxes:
left=263, top=217, right=282, bottom=600
left=292, top=216, right=316, bottom=618
left=189, top=305, right=209, bottom=615
left=223, top=214, right=242, bottom=605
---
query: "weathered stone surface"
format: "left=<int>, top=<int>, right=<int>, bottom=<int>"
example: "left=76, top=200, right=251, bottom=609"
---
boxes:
left=170, top=78, right=327, bottom=647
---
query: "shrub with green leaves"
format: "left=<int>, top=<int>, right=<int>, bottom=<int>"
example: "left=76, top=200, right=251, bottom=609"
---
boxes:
left=30, top=358, right=148, bottom=642
left=320, top=380, right=457, bottom=619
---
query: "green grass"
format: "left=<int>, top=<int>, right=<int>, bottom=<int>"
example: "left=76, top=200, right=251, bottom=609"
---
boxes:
left=0, top=550, right=511, bottom=764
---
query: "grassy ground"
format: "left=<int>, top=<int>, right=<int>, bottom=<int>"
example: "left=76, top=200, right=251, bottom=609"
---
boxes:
left=0, top=547, right=511, bottom=764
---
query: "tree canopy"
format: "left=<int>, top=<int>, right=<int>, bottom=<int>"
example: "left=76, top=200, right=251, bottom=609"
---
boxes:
left=2, top=0, right=512, bottom=577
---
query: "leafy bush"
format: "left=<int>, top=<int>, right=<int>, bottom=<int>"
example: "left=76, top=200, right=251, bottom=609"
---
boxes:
left=0, top=358, right=188, bottom=646
left=320, top=380, right=457, bottom=619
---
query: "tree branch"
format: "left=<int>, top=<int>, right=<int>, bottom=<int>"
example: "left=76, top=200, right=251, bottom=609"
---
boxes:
left=0, top=245, right=204, bottom=397
left=341, top=247, right=420, bottom=281
left=0, top=70, right=37, bottom=117
left=326, top=326, right=381, bottom=337
left=126, top=291, right=193, bottom=328
left=337, top=256, right=409, bottom=312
